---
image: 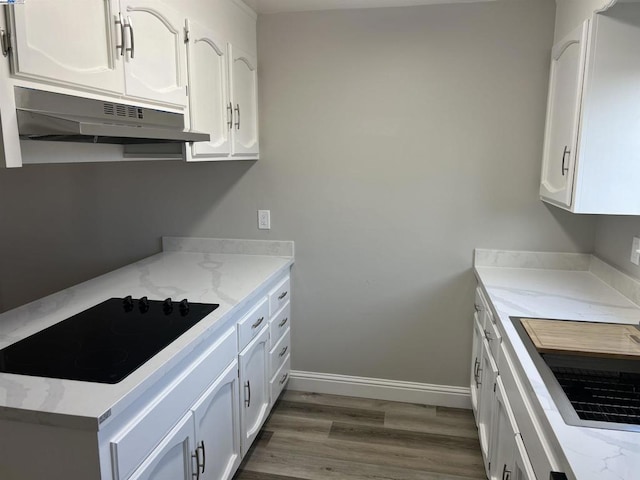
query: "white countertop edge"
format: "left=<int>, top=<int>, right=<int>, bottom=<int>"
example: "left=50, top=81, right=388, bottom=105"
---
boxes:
left=475, top=249, right=640, bottom=310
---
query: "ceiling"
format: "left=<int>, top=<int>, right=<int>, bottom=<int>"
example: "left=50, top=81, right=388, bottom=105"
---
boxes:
left=241, top=0, right=497, bottom=14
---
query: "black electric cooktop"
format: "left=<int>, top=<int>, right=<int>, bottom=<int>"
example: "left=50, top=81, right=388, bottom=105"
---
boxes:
left=0, top=296, right=219, bottom=384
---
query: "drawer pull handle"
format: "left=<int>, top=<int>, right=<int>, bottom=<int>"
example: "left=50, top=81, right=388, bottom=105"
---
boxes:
left=278, top=291, right=288, bottom=300
left=279, top=372, right=289, bottom=385
left=501, top=464, right=511, bottom=480
left=473, top=358, right=480, bottom=387
left=245, top=381, right=251, bottom=407
left=199, top=441, right=206, bottom=473
left=227, top=102, right=233, bottom=130
left=279, top=317, right=289, bottom=328
left=252, top=316, right=264, bottom=329
left=484, top=329, right=492, bottom=341
left=474, top=303, right=481, bottom=312
left=279, top=346, right=288, bottom=357
left=191, top=447, right=201, bottom=480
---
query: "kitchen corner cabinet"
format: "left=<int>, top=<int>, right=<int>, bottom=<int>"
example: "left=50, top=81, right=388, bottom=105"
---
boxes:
left=185, top=20, right=259, bottom=162
left=539, top=3, right=640, bottom=214
left=5, top=0, right=187, bottom=107
left=470, top=285, right=560, bottom=480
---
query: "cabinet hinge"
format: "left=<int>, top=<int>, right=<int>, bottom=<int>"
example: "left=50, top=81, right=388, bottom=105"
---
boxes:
left=184, top=28, right=189, bottom=44
left=185, top=85, right=188, bottom=97
left=493, top=382, right=496, bottom=392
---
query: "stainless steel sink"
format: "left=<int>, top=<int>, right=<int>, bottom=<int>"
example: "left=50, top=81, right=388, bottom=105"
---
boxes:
left=512, top=317, right=640, bottom=433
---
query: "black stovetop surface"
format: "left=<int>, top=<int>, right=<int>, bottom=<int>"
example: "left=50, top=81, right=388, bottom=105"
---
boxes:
left=0, top=297, right=219, bottom=384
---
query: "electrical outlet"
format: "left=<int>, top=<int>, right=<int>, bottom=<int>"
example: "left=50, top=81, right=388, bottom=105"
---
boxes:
left=631, top=236, right=640, bottom=266
left=258, top=210, right=271, bottom=230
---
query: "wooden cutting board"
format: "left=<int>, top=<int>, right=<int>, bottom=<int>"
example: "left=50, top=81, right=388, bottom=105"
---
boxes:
left=521, top=318, right=640, bottom=359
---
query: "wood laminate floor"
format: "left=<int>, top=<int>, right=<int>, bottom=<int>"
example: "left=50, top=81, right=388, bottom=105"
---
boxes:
left=233, top=390, right=486, bottom=480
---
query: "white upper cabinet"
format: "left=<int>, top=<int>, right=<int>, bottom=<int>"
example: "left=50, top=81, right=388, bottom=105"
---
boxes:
left=539, top=20, right=588, bottom=209
left=7, top=0, right=124, bottom=93
left=230, top=45, right=259, bottom=157
left=184, top=18, right=259, bottom=162
left=6, top=0, right=187, bottom=107
left=120, top=0, right=187, bottom=106
left=186, top=20, right=232, bottom=160
left=540, top=2, right=640, bottom=214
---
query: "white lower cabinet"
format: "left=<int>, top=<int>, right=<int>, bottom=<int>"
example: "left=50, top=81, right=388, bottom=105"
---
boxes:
left=191, top=360, right=241, bottom=480
left=471, top=285, right=561, bottom=480
left=239, top=325, right=271, bottom=456
left=127, top=413, right=195, bottom=480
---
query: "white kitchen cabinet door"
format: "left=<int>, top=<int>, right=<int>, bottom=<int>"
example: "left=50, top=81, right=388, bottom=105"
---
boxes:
left=186, top=20, right=232, bottom=160
left=191, top=360, right=241, bottom=480
left=488, top=377, right=517, bottom=480
left=120, top=0, right=187, bottom=107
left=230, top=45, right=259, bottom=157
left=470, top=313, right=484, bottom=420
left=239, top=325, right=270, bottom=456
left=127, top=413, right=194, bottom=480
left=7, top=0, right=124, bottom=93
left=477, top=337, right=498, bottom=476
left=539, top=20, right=589, bottom=208
left=513, top=434, right=536, bottom=480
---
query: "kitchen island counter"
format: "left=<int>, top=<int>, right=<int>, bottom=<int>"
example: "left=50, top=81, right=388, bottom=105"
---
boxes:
left=474, top=249, right=640, bottom=480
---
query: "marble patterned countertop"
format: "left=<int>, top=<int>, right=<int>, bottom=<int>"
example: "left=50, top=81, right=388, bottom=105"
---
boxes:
left=0, top=237, right=294, bottom=431
left=474, top=249, right=640, bottom=480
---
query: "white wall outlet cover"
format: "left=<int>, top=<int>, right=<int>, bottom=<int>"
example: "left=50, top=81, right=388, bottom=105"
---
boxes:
left=631, top=236, right=640, bottom=266
left=258, top=210, right=271, bottom=230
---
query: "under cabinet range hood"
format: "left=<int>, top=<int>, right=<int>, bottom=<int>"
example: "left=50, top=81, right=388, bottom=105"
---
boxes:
left=14, top=87, right=210, bottom=144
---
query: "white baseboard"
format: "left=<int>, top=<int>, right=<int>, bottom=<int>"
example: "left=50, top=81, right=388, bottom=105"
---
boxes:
left=287, top=370, right=471, bottom=409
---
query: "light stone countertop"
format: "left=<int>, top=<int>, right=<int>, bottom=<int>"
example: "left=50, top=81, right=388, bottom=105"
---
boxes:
left=474, top=249, right=640, bottom=480
left=0, top=237, right=294, bottom=431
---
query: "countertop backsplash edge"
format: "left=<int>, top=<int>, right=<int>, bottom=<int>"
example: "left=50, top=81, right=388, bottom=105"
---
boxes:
left=162, top=236, right=294, bottom=257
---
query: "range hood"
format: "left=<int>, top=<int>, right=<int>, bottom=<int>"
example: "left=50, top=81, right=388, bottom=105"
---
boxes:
left=15, top=87, right=209, bottom=144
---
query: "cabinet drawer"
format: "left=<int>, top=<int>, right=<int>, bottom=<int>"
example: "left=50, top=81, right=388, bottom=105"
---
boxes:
left=269, top=276, right=290, bottom=316
left=269, top=328, right=290, bottom=379
left=269, top=302, right=290, bottom=348
left=484, top=313, right=502, bottom=362
left=270, top=355, right=290, bottom=404
left=110, top=326, right=237, bottom=480
left=238, top=297, right=269, bottom=351
left=474, top=287, right=487, bottom=328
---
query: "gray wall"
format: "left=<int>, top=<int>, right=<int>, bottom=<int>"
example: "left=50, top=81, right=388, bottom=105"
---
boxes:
left=0, top=0, right=597, bottom=388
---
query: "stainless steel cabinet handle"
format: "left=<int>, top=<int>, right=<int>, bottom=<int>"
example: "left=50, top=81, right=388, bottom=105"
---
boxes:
left=115, top=13, right=125, bottom=56
left=245, top=380, right=251, bottom=407
left=473, top=358, right=480, bottom=387
left=252, top=316, right=264, bottom=329
left=278, top=291, right=288, bottom=301
left=191, top=447, right=201, bottom=480
left=476, top=366, right=482, bottom=387
left=125, top=16, right=135, bottom=59
left=279, top=346, right=288, bottom=357
left=561, top=146, right=570, bottom=176
left=278, top=317, right=288, bottom=328
left=279, top=372, right=288, bottom=385
left=0, top=29, right=8, bottom=57
left=198, top=441, right=206, bottom=473
left=227, top=102, right=233, bottom=130
left=234, top=104, right=240, bottom=129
